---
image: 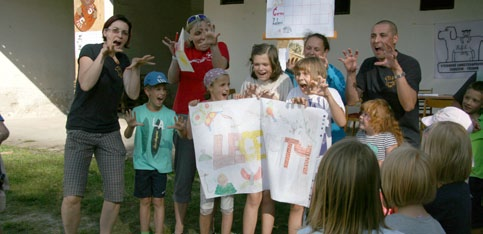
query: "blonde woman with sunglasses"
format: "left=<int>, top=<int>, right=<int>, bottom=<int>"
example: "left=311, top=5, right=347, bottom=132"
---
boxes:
left=162, top=14, right=230, bottom=234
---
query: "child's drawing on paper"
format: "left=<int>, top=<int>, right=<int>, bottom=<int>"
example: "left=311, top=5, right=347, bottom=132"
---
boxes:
left=198, top=149, right=212, bottom=161
left=316, top=109, right=331, bottom=155
left=264, top=101, right=277, bottom=122
left=261, top=99, right=326, bottom=207
left=238, top=130, right=265, bottom=162
left=200, top=172, right=214, bottom=194
left=190, top=103, right=220, bottom=131
left=190, top=98, right=325, bottom=204
left=190, top=98, right=264, bottom=198
left=191, top=102, right=234, bottom=132
left=239, top=166, right=262, bottom=190
left=215, top=173, right=237, bottom=195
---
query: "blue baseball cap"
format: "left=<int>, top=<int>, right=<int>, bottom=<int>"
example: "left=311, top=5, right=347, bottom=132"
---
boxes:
left=144, top=71, right=169, bottom=86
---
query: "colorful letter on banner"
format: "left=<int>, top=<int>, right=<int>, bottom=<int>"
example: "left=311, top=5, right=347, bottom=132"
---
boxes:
left=189, top=98, right=325, bottom=207
left=261, top=99, right=324, bottom=207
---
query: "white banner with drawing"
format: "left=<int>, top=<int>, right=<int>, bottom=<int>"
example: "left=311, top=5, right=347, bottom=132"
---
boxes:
left=435, top=20, right=483, bottom=79
left=189, top=98, right=325, bottom=207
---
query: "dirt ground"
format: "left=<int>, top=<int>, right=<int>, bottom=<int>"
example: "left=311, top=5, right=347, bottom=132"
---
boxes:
left=2, top=115, right=134, bottom=155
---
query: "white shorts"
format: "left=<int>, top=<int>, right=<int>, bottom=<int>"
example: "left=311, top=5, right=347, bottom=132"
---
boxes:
left=199, top=184, right=234, bottom=215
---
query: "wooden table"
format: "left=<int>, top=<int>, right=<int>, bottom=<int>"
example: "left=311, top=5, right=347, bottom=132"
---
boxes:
left=418, top=93, right=454, bottom=101
left=418, top=93, right=454, bottom=117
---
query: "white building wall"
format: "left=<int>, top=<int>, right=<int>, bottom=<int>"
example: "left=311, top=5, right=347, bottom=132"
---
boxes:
left=0, top=0, right=202, bottom=119
left=205, top=0, right=483, bottom=95
left=0, top=0, right=75, bottom=119
left=1, top=0, right=481, bottom=119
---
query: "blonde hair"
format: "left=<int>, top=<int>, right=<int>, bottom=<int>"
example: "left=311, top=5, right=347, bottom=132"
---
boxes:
left=381, top=145, right=437, bottom=209
left=360, top=99, right=404, bottom=146
left=306, top=138, right=386, bottom=234
left=293, top=57, right=327, bottom=85
left=421, top=121, right=472, bottom=184
left=185, top=14, right=213, bottom=48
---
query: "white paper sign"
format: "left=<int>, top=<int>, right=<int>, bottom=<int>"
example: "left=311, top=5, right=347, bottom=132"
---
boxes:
left=265, top=0, right=335, bottom=39
left=175, top=28, right=194, bottom=72
left=434, top=20, right=483, bottom=79
left=189, top=98, right=325, bottom=207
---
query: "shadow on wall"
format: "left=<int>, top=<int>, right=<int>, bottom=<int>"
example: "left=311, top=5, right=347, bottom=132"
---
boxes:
left=0, top=1, right=76, bottom=118
left=0, top=0, right=203, bottom=118
left=0, top=43, right=74, bottom=117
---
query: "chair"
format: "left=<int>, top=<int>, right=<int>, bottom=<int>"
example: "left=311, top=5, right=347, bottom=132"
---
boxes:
left=418, top=88, right=433, bottom=116
left=229, top=88, right=236, bottom=99
left=345, top=101, right=361, bottom=136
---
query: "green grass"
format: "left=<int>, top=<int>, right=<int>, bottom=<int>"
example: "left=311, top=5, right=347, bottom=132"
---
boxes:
left=0, top=145, right=291, bottom=234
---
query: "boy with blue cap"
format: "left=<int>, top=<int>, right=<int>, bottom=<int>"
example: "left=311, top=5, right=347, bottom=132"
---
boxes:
left=124, top=71, right=185, bottom=234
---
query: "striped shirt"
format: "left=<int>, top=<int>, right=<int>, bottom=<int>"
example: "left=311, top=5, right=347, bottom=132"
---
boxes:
left=356, top=131, right=397, bottom=161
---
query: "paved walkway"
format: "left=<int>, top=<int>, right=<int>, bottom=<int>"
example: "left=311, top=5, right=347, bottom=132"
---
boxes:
left=2, top=115, right=134, bottom=155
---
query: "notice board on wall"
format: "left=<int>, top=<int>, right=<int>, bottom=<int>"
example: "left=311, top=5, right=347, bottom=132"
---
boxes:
left=434, top=20, right=483, bottom=79
left=265, top=0, right=335, bottom=39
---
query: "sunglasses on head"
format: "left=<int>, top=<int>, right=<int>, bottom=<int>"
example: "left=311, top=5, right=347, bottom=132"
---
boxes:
left=186, top=14, right=207, bottom=25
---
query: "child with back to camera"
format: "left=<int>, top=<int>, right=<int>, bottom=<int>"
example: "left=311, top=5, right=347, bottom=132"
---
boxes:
left=460, top=81, right=483, bottom=232
left=123, top=71, right=183, bottom=234
left=356, top=98, right=404, bottom=165
left=286, top=56, right=346, bottom=234
left=0, top=114, right=9, bottom=234
left=421, top=121, right=473, bottom=234
left=298, top=138, right=402, bottom=234
left=240, top=43, right=293, bottom=234
left=381, top=145, right=445, bottom=234
left=0, top=114, right=10, bottom=215
left=179, top=68, right=235, bottom=234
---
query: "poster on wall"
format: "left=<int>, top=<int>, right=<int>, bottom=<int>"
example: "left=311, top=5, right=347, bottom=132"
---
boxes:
left=277, top=39, right=304, bottom=70
left=434, top=20, right=483, bottom=79
left=74, top=0, right=113, bottom=59
left=265, top=0, right=335, bottom=39
left=189, top=98, right=325, bottom=207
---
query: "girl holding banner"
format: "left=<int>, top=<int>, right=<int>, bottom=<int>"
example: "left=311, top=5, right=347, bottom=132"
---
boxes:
left=286, top=56, right=346, bottom=233
left=240, top=43, right=293, bottom=234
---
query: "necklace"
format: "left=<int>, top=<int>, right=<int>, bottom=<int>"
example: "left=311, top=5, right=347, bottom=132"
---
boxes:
left=115, top=65, right=123, bottom=78
left=113, top=56, right=123, bottom=78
